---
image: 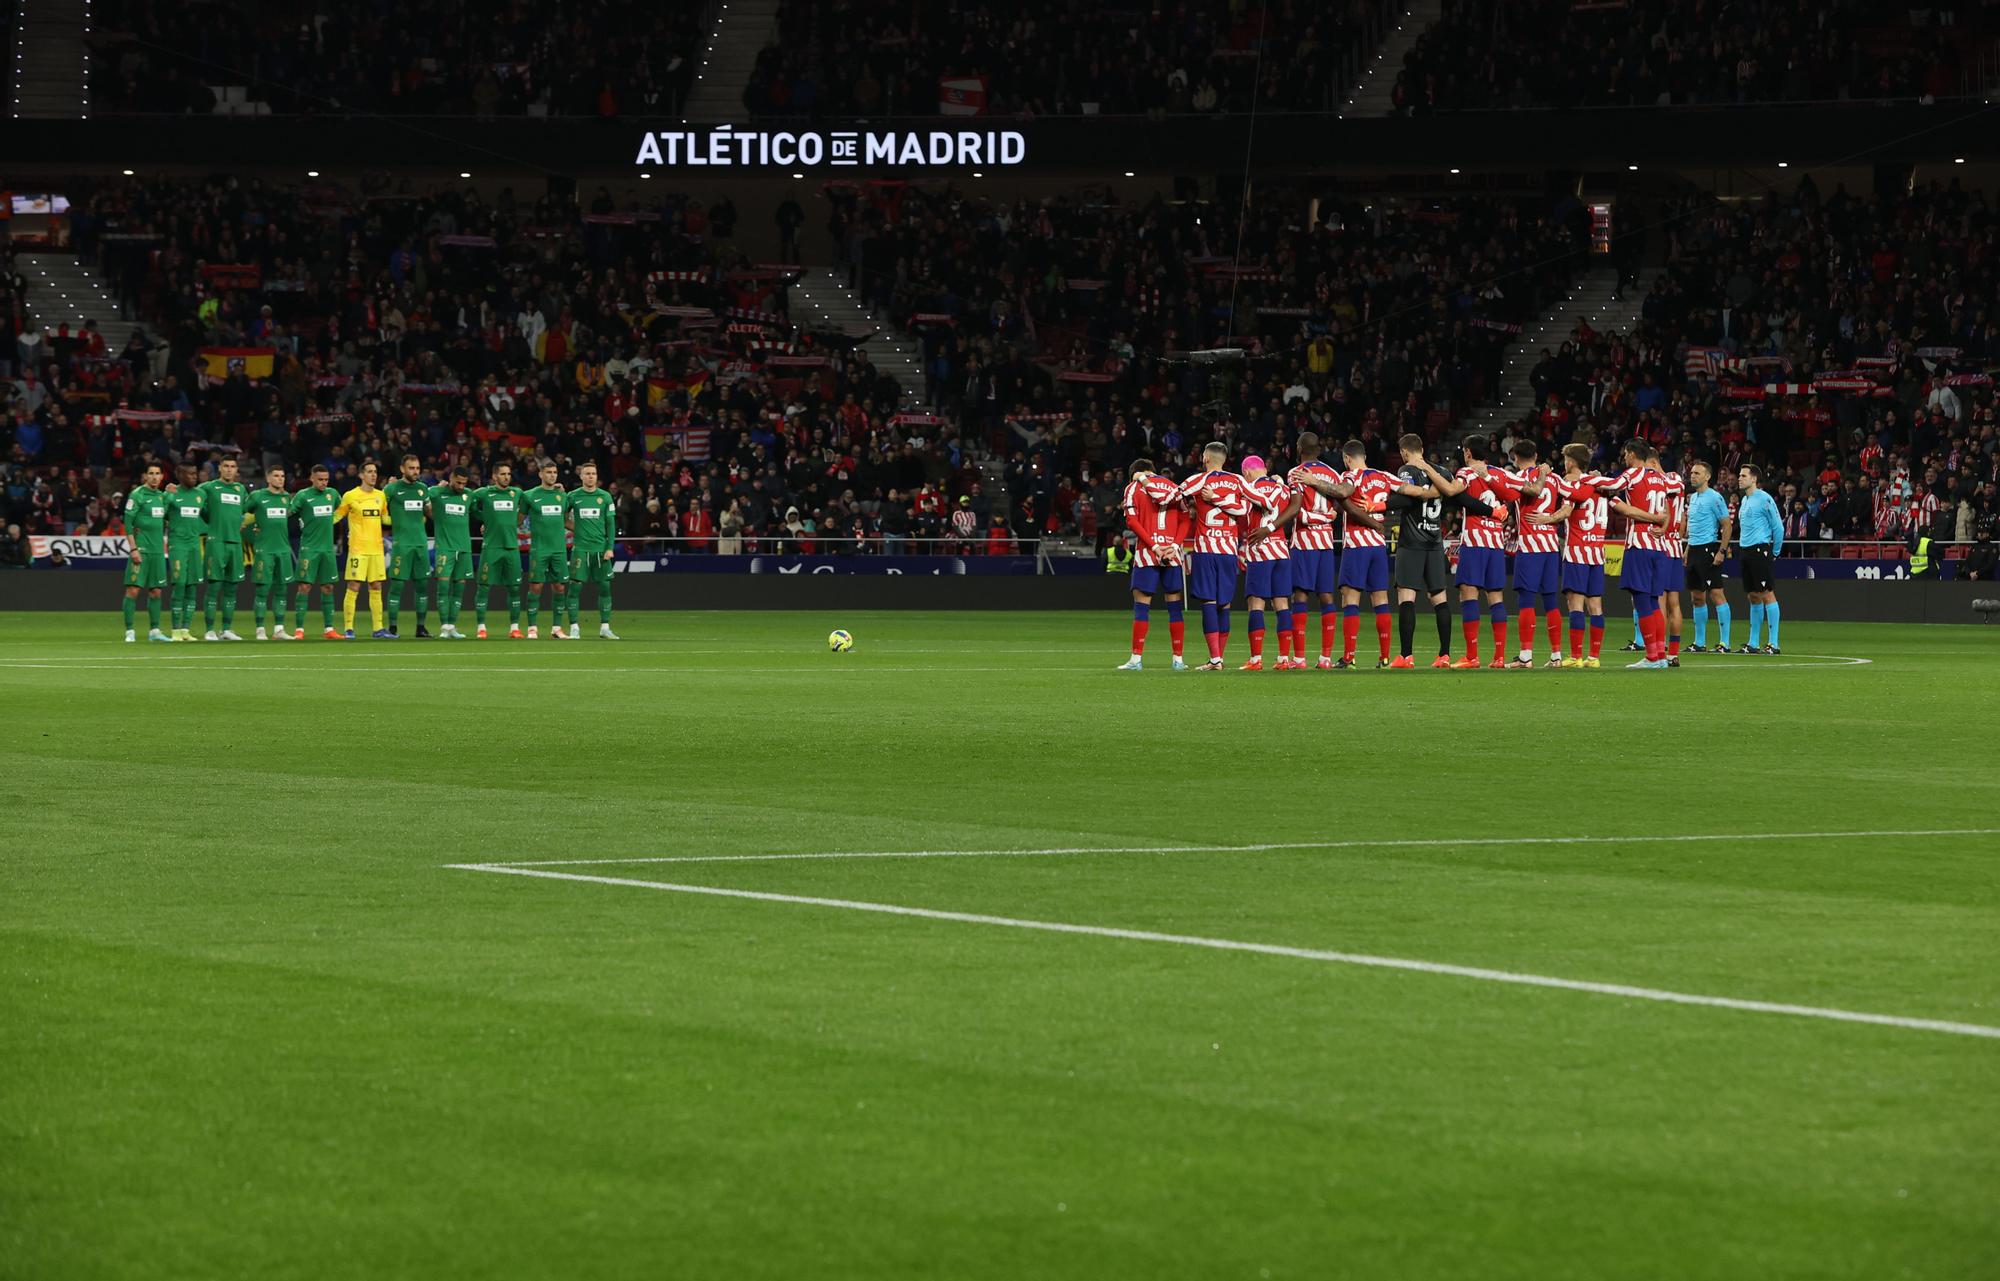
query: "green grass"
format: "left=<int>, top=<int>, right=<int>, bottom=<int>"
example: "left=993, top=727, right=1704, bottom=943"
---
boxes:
left=2, top=610, right=1997, bottom=1280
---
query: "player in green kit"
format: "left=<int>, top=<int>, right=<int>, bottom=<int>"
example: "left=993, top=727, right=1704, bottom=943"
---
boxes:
left=165, top=464, right=209, bottom=641
left=121, top=460, right=173, bottom=642
left=290, top=464, right=344, bottom=639
left=383, top=453, right=433, bottom=638
left=198, top=456, right=250, bottom=640
left=521, top=458, right=571, bottom=639
left=243, top=465, right=297, bottom=639
left=470, top=461, right=526, bottom=639
left=426, top=466, right=477, bottom=638
left=564, top=461, right=619, bottom=639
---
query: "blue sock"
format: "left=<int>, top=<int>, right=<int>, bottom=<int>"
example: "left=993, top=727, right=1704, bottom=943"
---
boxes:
left=1515, top=589, right=1534, bottom=612
left=1748, top=603, right=1764, bottom=647
left=1460, top=599, right=1480, bottom=625
left=1634, top=592, right=1657, bottom=618
left=1274, top=605, right=1290, bottom=636
left=1167, top=598, right=1184, bottom=623
left=1569, top=609, right=1587, bottom=633
left=1374, top=602, right=1391, bottom=617
left=1216, top=605, right=1231, bottom=636
left=1202, top=601, right=1220, bottom=633
left=1248, top=608, right=1264, bottom=636
left=1540, top=592, right=1559, bottom=613
left=1716, top=602, right=1731, bottom=647
left=1766, top=601, right=1780, bottom=648
left=1134, top=601, right=1151, bottom=622
left=1489, top=601, right=1508, bottom=626
left=1693, top=605, right=1709, bottom=647
left=1343, top=603, right=1360, bottom=620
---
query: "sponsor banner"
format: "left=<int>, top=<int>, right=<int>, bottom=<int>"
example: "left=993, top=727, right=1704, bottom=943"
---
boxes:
left=638, top=554, right=1094, bottom=576
left=634, top=127, right=1027, bottom=170
left=31, top=534, right=132, bottom=562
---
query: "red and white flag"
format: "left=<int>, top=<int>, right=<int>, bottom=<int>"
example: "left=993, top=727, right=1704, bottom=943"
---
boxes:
left=939, top=76, right=988, bottom=116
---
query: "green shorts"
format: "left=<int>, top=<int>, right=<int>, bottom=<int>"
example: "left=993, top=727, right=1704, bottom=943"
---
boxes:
left=478, top=552, right=522, bottom=586
left=252, top=547, right=296, bottom=587
left=298, top=550, right=341, bottom=586
left=570, top=552, right=613, bottom=586
left=206, top=541, right=247, bottom=583
left=433, top=550, right=475, bottom=583
left=528, top=549, right=570, bottom=583
left=123, top=551, right=169, bottom=589
left=390, top=545, right=431, bottom=581
left=169, top=546, right=206, bottom=585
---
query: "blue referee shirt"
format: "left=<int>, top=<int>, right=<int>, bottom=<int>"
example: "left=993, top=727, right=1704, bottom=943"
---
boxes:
left=1687, top=488, right=1729, bottom=546
left=1737, top=487, right=1783, bottom=555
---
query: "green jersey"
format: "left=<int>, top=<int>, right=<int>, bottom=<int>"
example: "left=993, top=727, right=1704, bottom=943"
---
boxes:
left=471, top=485, right=525, bottom=553
left=290, top=486, right=341, bottom=555
left=428, top=484, right=475, bottom=553
left=198, top=478, right=250, bottom=545
left=384, top=478, right=431, bottom=548
left=522, top=485, right=569, bottom=553
left=124, top=485, right=170, bottom=557
left=565, top=486, right=617, bottom=552
left=167, top=489, right=210, bottom=549
left=245, top=488, right=295, bottom=554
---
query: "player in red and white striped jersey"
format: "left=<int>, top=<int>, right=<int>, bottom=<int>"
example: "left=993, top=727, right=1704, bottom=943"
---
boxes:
left=1655, top=466, right=1689, bottom=664
left=1504, top=439, right=1566, bottom=667
left=1175, top=442, right=1255, bottom=669
left=1286, top=432, right=1346, bottom=668
left=1329, top=440, right=1403, bottom=666
left=1238, top=458, right=1302, bottom=670
left=1543, top=442, right=1623, bottom=666
left=1608, top=440, right=1676, bottom=667
left=1446, top=436, right=1519, bottom=668
left=1114, top=460, right=1190, bottom=671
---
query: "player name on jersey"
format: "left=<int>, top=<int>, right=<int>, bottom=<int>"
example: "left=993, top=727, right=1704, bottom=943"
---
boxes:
left=1241, top=475, right=1292, bottom=562
left=1338, top=468, right=1398, bottom=549
left=1178, top=471, right=1253, bottom=555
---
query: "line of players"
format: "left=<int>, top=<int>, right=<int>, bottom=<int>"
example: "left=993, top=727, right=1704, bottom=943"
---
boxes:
left=1116, top=430, right=1785, bottom=671
left=116, top=455, right=622, bottom=642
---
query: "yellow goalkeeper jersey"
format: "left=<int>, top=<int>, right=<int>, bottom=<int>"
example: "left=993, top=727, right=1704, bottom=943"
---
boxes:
left=333, top=485, right=390, bottom=554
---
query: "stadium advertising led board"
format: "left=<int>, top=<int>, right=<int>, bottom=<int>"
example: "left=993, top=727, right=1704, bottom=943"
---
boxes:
left=634, top=126, right=1027, bottom=170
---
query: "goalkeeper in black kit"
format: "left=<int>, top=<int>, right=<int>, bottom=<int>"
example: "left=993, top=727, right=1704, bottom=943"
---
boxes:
left=1387, top=434, right=1500, bottom=669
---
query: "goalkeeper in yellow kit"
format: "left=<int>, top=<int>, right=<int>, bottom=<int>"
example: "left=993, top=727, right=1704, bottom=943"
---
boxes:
left=334, top=460, right=392, bottom=638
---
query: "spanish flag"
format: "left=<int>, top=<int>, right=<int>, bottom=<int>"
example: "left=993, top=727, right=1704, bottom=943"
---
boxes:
left=645, top=374, right=707, bottom=407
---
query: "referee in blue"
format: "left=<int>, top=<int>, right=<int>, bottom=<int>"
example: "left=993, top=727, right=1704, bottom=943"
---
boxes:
left=1685, top=461, right=1733, bottom=650
left=1735, top=464, right=1783, bottom=654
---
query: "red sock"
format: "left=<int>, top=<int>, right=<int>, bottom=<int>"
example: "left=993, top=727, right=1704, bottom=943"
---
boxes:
left=1278, top=623, right=1293, bottom=660
left=1462, top=621, right=1480, bottom=662
left=1588, top=623, right=1603, bottom=659
left=1321, top=611, right=1337, bottom=659
left=1131, top=619, right=1149, bottom=654
left=1548, top=611, right=1563, bottom=656
left=1293, top=611, right=1308, bottom=657
left=1668, top=633, right=1680, bottom=657
left=1205, top=631, right=1222, bottom=661
left=1491, top=621, right=1508, bottom=661
left=1342, top=613, right=1360, bottom=660
left=1570, top=625, right=1584, bottom=659
left=1645, top=613, right=1666, bottom=661
left=1375, top=611, right=1392, bottom=660
left=1519, top=607, right=1536, bottom=656
left=1169, top=620, right=1185, bottom=657
left=1248, top=627, right=1264, bottom=660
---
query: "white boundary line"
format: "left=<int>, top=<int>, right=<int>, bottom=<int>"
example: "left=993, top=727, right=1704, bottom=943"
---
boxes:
left=446, top=863, right=2000, bottom=1042
left=483, top=826, right=2000, bottom=868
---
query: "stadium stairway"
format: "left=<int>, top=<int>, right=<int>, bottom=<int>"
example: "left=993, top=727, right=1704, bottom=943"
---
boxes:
left=10, top=0, right=91, bottom=118
left=683, top=0, right=782, bottom=122
left=1342, top=0, right=1443, bottom=117
left=19, top=253, right=143, bottom=352
left=792, top=268, right=926, bottom=409
left=1463, top=265, right=1658, bottom=440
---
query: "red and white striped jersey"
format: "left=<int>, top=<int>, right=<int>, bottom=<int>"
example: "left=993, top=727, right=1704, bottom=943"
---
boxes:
left=1287, top=461, right=1342, bottom=550
left=1549, top=471, right=1619, bottom=565
left=1660, top=471, right=1688, bottom=559
left=1240, top=475, right=1294, bottom=562
left=1177, top=470, right=1254, bottom=555
left=1511, top=469, right=1567, bottom=554
left=1456, top=466, right=1522, bottom=549
left=1122, top=474, right=1189, bottom=568
left=1614, top=466, right=1674, bottom=553
left=1339, top=468, right=1401, bottom=549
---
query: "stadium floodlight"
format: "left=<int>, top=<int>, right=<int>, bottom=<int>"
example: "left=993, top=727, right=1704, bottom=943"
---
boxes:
left=122, top=168, right=133, bottom=175
left=1628, top=165, right=1638, bottom=171
left=459, top=171, right=471, bottom=178
left=1124, top=171, right=1134, bottom=177
left=1777, top=161, right=1788, bottom=168
left=307, top=170, right=319, bottom=177
left=973, top=171, right=983, bottom=177
left=792, top=172, right=802, bottom=178
left=1449, top=168, right=1460, bottom=174
left=1956, top=157, right=1966, bottom=164
left=638, top=172, right=651, bottom=179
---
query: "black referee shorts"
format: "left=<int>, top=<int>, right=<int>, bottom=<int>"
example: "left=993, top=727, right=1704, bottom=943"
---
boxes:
left=1687, top=544, right=1723, bottom=591
left=1740, top=547, right=1775, bottom=594
left=1394, top=543, right=1449, bottom=594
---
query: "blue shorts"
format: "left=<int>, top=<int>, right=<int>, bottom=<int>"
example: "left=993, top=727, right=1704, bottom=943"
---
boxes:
left=1244, top=558, right=1293, bottom=601
left=1561, top=560, right=1606, bottom=597
left=1457, top=545, right=1509, bottom=592
left=1289, top=547, right=1337, bottom=595
left=1188, top=551, right=1239, bottom=603
left=1514, top=551, right=1561, bottom=597
left=1338, top=545, right=1389, bottom=593
left=1621, top=547, right=1661, bottom=596
left=1655, top=555, right=1686, bottom=593
left=1131, top=564, right=1184, bottom=596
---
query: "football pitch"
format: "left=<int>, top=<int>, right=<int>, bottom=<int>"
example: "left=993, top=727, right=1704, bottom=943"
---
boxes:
left=3, top=610, right=1996, bottom=1279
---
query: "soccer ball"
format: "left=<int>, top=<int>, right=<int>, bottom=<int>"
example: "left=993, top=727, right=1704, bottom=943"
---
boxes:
left=828, top=629, right=854, bottom=653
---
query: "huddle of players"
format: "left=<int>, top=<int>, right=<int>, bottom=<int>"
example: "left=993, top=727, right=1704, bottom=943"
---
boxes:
left=117, top=455, right=621, bottom=642
left=1117, top=429, right=1764, bottom=671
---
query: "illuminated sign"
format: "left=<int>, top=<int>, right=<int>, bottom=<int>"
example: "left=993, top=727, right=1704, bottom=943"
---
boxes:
left=633, top=126, right=1027, bottom=170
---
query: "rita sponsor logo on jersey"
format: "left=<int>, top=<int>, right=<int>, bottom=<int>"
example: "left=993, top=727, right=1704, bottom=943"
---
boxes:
left=403, top=499, right=424, bottom=511
left=311, top=504, right=333, bottom=517
left=219, top=491, right=242, bottom=505
left=539, top=504, right=562, bottom=515
left=444, top=501, right=467, bottom=516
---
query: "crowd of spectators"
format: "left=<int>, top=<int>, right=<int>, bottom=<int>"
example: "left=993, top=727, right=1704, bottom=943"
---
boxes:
left=747, top=0, right=1395, bottom=118
left=1392, top=0, right=1978, bottom=113
left=1495, top=176, right=1999, bottom=563
left=88, top=0, right=701, bottom=118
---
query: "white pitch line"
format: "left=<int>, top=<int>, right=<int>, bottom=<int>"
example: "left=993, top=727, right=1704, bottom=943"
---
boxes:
left=484, top=826, right=2000, bottom=868
left=446, top=863, right=2000, bottom=1041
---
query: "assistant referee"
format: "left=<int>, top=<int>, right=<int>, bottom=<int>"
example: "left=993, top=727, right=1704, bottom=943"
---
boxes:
left=1735, top=464, right=1783, bottom=654
left=1685, top=461, right=1733, bottom=651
